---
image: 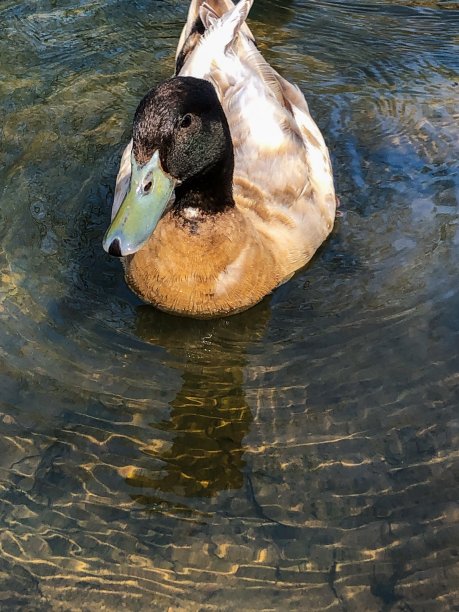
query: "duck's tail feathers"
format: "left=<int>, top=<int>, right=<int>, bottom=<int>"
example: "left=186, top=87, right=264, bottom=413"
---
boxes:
left=202, top=0, right=254, bottom=51
left=175, top=0, right=255, bottom=74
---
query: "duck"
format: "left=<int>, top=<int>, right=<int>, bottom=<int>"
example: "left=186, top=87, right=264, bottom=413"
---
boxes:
left=103, top=0, right=336, bottom=318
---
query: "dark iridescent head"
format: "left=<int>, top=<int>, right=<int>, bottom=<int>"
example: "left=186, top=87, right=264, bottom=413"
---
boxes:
left=133, top=76, right=234, bottom=206
left=103, top=76, right=235, bottom=257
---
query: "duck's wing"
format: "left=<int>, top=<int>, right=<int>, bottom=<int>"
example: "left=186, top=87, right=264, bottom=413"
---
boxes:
left=112, top=139, right=132, bottom=221
left=177, top=0, right=336, bottom=243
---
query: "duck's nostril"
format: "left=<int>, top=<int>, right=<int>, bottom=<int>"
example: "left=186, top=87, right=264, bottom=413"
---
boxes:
left=108, top=238, right=122, bottom=257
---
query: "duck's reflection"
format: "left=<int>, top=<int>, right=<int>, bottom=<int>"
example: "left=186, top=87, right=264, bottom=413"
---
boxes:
left=125, top=301, right=271, bottom=503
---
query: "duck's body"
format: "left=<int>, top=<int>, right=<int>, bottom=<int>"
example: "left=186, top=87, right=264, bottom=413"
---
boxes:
left=104, top=0, right=336, bottom=317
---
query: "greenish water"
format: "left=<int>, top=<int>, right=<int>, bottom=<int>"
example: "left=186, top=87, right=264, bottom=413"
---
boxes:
left=0, top=0, right=458, bottom=609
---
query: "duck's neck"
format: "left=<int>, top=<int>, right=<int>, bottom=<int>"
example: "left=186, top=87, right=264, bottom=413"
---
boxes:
left=174, top=157, right=235, bottom=214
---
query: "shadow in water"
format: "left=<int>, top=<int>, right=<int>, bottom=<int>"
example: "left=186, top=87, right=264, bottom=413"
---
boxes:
left=123, top=300, right=272, bottom=505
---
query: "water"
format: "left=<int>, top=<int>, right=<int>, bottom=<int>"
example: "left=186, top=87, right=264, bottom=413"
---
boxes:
left=0, top=0, right=458, bottom=609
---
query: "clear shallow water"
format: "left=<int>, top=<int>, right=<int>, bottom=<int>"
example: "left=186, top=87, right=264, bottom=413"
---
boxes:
left=0, top=0, right=458, bottom=608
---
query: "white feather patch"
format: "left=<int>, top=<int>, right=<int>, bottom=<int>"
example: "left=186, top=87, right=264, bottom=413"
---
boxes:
left=182, top=207, right=201, bottom=220
left=214, top=245, right=249, bottom=297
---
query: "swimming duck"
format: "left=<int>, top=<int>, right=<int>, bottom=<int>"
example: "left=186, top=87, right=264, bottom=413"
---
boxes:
left=103, top=0, right=336, bottom=317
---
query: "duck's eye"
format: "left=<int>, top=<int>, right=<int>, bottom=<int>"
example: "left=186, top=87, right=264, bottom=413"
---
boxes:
left=180, top=114, right=193, bottom=129
left=144, top=181, right=152, bottom=193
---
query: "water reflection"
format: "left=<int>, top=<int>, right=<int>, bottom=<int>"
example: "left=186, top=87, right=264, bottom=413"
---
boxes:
left=127, top=303, right=271, bottom=504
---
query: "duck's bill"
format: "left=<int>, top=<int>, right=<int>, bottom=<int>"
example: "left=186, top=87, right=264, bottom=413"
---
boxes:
left=103, top=150, right=176, bottom=257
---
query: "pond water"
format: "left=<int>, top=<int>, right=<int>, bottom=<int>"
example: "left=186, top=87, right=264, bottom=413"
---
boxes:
left=1, top=0, right=458, bottom=609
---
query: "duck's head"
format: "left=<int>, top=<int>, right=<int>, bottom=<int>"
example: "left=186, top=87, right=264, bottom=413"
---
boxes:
left=103, top=76, right=234, bottom=257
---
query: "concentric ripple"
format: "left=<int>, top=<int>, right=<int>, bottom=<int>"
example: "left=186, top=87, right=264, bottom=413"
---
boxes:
left=0, top=0, right=458, bottom=609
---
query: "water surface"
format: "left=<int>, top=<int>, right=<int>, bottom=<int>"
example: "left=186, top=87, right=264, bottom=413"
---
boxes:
left=0, top=0, right=458, bottom=609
